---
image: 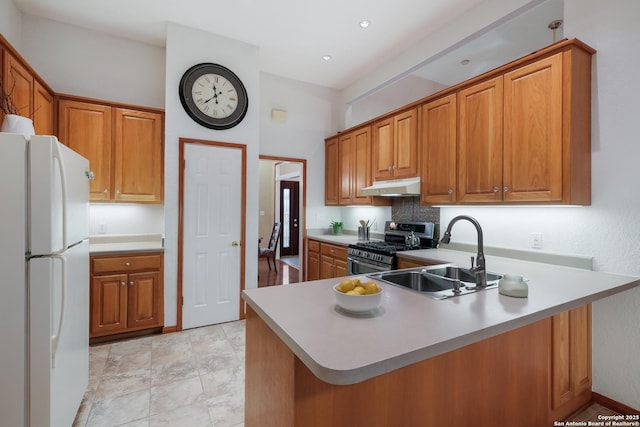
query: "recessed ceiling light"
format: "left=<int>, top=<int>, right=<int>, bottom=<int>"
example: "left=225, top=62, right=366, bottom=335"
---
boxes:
left=460, top=59, right=470, bottom=65
left=322, top=55, right=332, bottom=61
left=359, top=20, right=371, bottom=28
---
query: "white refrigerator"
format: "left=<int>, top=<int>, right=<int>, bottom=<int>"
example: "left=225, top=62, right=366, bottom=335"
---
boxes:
left=0, top=133, right=90, bottom=427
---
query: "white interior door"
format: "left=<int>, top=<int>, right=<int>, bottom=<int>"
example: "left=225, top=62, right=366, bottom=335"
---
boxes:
left=182, top=143, right=242, bottom=329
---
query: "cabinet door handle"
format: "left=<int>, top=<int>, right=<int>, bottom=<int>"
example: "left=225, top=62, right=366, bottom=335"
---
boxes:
left=448, top=189, right=453, bottom=195
left=231, top=241, right=239, bottom=247
left=125, top=262, right=131, bottom=267
left=503, top=186, right=509, bottom=192
left=120, top=281, right=126, bottom=286
left=129, top=281, right=134, bottom=286
left=103, top=188, right=109, bottom=193
left=492, top=186, right=499, bottom=193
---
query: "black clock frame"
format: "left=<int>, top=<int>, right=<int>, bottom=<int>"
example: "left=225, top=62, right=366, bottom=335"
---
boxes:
left=178, top=63, right=249, bottom=130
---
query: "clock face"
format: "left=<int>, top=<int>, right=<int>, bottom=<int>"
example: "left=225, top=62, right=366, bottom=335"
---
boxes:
left=179, top=63, right=248, bottom=130
left=191, top=73, right=238, bottom=119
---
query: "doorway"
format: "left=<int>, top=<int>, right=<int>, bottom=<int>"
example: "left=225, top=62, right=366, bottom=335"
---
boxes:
left=258, top=156, right=306, bottom=279
left=178, top=139, right=246, bottom=331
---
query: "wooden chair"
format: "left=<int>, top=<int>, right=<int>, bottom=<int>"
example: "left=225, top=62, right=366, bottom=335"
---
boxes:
left=259, top=222, right=282, bottom=273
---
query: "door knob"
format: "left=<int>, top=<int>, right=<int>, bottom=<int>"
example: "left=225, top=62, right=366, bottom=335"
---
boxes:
left=231, top=241, right=239, bottom=247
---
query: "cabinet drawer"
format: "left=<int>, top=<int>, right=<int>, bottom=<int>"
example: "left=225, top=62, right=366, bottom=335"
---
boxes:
left=320, top=243, right=347, bottom=259
left=308, top=240, right=320, bottom=252
left=92, top=253, right=162, bottom=274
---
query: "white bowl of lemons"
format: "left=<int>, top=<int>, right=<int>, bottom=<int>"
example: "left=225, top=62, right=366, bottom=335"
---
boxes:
left=334, top=278, right=383, bottom=313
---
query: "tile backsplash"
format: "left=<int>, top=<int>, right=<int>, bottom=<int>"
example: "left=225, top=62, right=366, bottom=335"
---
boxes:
left=391, top=197, right=440, bottom=224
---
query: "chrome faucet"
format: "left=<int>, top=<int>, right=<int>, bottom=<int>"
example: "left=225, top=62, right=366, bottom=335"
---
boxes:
left=439, top=215, right=487, bottom=288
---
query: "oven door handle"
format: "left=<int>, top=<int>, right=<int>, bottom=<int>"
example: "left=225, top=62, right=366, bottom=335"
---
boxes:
left=348, top=256, right=391, bottom=272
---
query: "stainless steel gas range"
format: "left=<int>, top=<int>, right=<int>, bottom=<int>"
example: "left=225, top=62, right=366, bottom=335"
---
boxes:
left=347, top=221, right=437, bottom=275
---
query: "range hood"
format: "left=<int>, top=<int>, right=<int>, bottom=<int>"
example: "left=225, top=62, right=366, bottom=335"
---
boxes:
left=361, top=177, right=421, bottom=196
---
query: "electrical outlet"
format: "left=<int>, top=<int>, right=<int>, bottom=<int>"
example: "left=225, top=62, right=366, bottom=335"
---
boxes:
left=531, top=232, right=542, bottom=249
left=98, top=223, right=107, bottom=234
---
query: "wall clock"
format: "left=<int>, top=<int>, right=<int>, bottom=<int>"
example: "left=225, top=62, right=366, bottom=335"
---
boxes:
left=178, top=63, right=249, bottom=130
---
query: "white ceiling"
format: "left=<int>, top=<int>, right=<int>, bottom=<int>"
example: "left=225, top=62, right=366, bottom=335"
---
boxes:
left=11, top=0, right=499, bottom=90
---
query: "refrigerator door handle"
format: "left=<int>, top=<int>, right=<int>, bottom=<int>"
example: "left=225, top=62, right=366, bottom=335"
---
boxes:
left=51, top=140, right=69, bottom=254
left=50, top=254, right=67, bottom=368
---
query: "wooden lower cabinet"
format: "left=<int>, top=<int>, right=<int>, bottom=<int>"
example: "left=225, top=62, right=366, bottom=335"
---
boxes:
left=396, top=257, right=432, bottom=270
left=245, top=305, right=592, bottom=427
left=90, top=252, right=164, bottom=338
left=307, top=239, right=320, bottom=281
left=319, top=242, right=348, bottom=279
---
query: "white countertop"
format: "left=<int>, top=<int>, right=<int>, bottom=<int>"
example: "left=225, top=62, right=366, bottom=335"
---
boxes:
left=89, top=234, right=164, bottom=254
left=242, top=248, right=640, bottom=386
left=306, top=229, right=383, bottom=246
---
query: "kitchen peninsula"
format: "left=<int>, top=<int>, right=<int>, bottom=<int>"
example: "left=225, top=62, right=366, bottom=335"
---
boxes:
left=242, top=249, right=640, bottom=426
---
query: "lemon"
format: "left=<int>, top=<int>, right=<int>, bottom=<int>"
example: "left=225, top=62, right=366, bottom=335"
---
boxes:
left=363, top=282, right=380, bottom=295
left=351, top=286, right=365, bottom=295
left=338, top=279, right=355, bottom=293
left=353, top=278, right=361, bottom=287
left=345, top=289, right=360, bottom=295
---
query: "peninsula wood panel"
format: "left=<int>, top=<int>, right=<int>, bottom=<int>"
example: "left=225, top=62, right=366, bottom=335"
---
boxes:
left=245, top=306, right=565, bottom=427
left=420, top=94, right=457, bottom=205
left=549, top=304, right=592, bottom=421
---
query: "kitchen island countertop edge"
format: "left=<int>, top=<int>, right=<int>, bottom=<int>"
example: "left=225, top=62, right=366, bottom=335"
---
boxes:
left=242, top=248, right=640, bottom=385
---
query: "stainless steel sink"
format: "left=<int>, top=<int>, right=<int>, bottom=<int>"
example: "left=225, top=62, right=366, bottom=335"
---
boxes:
left=368, top=265, right=503, bottom=300
left=424, top=266, right=504, bottom=283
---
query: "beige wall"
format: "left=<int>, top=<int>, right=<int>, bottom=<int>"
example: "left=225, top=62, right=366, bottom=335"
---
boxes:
left=259, top=160, right=276, bottom=243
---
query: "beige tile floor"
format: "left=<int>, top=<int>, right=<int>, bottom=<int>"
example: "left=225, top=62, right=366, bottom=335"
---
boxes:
left=73, top=320, right=246, bottom=427
left=73, top=318, right=621, bottom=426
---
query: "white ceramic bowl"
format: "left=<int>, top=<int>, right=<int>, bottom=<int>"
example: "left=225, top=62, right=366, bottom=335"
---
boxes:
left=333, top=283, right=383, bottom=313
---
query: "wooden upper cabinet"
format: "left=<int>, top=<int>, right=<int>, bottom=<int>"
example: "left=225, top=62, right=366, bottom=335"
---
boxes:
left=458, top=76, right=504, bottom=203
left=338, top=132, right=354, bottom=204
left=114, top=108, right=163, bottom=203
left=58, top=99, right=113, bottom=201
left=339, top=126, right=372, bottom=205
left=1, top=49, right=55, bottom=135
left=372, top=108, right=419, bottom=180
left=325, top=39, right=594, bottom=207
left=3, top=52, right=33, bottom=118
left=58, top=98, right=164, bottom=203
left=33, top=80, right=54, bottom=136
left=503, top=52, right=564, bottom=202
left=394, top=108, right=419, bottom=178
left=421, top=94, right=457, bottom=205
left=372, top=118, right=394, bottom=180
left=324, top=136, right=339, bottom=205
